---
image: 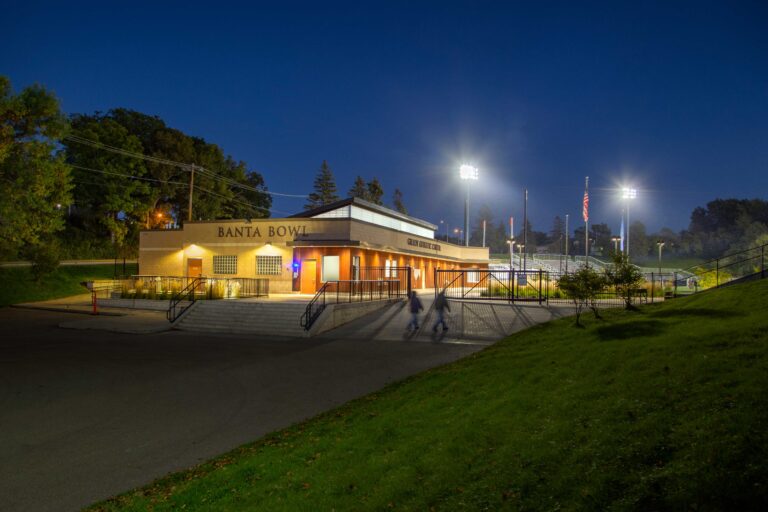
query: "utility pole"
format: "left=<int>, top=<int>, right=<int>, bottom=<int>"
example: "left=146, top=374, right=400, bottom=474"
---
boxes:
left=523, top=188, right=528, bottom=272
left=482, top=219, right=486, bottom=248
left=188, top=164, right=195, bottom=222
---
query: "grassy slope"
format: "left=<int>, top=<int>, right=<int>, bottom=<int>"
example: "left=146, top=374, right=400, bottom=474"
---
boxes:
left=0, top=264, right=137, bottom=306
left=92, top=280, right=768, bottom=511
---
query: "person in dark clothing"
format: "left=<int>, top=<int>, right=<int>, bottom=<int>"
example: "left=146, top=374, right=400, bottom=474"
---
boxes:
left=407, top=291, right=423, bottom=330
left=432, top=291, right=451, bottom=332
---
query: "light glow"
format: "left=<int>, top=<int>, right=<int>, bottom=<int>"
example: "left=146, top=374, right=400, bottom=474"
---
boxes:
left=621, top=187, right=637, bottom=199
left=459, top=164, right=479, bottom=180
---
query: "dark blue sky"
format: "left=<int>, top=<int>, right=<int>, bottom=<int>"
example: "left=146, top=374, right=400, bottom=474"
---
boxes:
left=3, top=1, right=767, bottom=234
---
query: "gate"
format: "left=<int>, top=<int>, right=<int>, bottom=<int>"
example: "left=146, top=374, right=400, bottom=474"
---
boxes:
left=434, top=269, right=545, bottom=303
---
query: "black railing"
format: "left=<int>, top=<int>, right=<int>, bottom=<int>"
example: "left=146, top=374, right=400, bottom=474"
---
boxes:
left=300, top=280, right=402, bottom=330
left=357, top=266, right=412, bottom=297
left=167, top=278, right=204, bottom=322
left=674, top=242, right=767, bottom=296
left=164, top=277, right=270, bottom=323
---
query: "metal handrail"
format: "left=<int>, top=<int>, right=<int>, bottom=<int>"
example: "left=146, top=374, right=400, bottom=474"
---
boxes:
left=300, top=280, right=401, bottom=331
left=167, top=278, right=203, bottom=323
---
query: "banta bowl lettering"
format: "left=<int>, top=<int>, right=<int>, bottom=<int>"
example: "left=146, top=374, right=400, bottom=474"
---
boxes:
left=217, top=225, right=307, bottom=238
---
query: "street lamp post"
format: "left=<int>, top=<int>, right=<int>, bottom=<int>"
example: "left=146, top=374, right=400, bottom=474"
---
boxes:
left=622, top=187, right=637, bottom=259
left=611, top=236, right=621, bottom=254
left=459, top=164, right=479, bottom=247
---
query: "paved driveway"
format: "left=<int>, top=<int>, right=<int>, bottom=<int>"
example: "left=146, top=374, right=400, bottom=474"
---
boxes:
left=0, top=308, right=484, bottom=512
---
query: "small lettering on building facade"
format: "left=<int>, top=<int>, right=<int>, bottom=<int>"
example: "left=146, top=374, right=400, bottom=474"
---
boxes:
left=407, top=238, right=441, bottom=251
left=217, top=225, right=307, bottom=238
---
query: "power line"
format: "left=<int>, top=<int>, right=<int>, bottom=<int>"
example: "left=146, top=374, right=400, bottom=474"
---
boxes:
left=64, top=134, right=308, bottom=198
left=70, top=163, right=291, bottom=215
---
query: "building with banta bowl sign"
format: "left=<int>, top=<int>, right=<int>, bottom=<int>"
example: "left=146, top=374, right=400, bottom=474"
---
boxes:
left=139, top=197, right=489, bottom=293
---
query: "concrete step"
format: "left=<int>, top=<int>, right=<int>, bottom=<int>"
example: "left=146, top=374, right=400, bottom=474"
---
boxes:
left=174, top=300, right=309, bottom=336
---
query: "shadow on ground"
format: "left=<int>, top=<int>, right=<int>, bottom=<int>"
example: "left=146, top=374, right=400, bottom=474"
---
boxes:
left=596, top=320, right=667, bottom=341
left=648, top=307, right=744, bottom=319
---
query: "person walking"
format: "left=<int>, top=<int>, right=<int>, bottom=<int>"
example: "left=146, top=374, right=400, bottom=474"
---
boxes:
left=407, top=291, right=423, bottom=331
left=432, top=290, right=451, bottom=332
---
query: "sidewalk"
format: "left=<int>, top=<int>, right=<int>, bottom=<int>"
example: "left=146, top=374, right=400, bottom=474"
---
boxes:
left=13, top=294, right=171, bottom=334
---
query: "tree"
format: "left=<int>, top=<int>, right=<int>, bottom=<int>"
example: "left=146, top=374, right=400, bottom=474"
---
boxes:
left=0, top=76, right=72, bottom=261
left=549, top=216, right=565, bottom=253
left=348, top=176, right=367, bottom=199
left=628, top=221, right=650, bottom=261
left=590, top=223, right=613, bottom=256
left=392, top=188, right=407, bottom=214
left=470, top=205, right=494, bottom=247
left=557, top=267, right=607, bottom=326
left=605, top=252, right=645, bottom=309
left=366, top=177, right=384, bottom=205
left=305, top=160, right=339, bottom=209
left=66, top=114, right=151, bottom=247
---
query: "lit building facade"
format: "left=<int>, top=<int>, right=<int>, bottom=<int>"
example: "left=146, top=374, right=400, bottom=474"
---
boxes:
left=139, top=198, right=489, bottom=293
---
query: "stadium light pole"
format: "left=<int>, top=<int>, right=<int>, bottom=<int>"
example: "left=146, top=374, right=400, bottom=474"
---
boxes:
left=460, top=164, right=479, bottom=247
left=621, top=187, right=637, bottom=259
left=657, top=240, right=665, bottom=275
left=611, top=236, right=621, bottom=254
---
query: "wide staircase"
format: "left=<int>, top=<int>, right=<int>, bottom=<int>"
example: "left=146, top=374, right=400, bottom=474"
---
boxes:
left=174, top=301, right=309, bottom=337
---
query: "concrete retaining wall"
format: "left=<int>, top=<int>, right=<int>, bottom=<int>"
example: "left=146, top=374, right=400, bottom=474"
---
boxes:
left=311, top=298, right=403, bottom=335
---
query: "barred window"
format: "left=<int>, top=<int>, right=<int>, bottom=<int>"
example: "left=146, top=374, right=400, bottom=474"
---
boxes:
left=256, top=255, right=282, bottom=275
left=213, top=255, right=237, bottom=274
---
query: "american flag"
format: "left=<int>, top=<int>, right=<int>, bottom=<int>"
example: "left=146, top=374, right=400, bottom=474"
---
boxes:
left=582, top=186, right=589, bottom=222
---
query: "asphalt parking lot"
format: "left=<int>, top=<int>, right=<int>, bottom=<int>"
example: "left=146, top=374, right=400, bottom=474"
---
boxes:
left=0, top=307, right=483, bottom=512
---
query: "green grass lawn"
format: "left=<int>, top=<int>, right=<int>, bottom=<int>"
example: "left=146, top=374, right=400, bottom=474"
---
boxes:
left=90, top=280, right=768, bottom=511
left=0, top=263, right=137, bottom=306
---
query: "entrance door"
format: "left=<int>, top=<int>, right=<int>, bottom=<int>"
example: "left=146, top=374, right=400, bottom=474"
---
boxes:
left=300, top=260, right=317, bottom=294
left=187, top=258, right=203, bottom=278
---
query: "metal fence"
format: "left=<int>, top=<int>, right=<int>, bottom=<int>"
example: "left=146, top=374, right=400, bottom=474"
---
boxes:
left=434, top=268, right=675, bottom=307
left=88, top=275, right=269, bottom=300
left=674, top=243, right=767, bottom=296
left=435, top=269, right=547, bottom=303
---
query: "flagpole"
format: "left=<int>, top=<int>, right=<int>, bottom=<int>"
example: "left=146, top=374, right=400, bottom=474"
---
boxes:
left=565, top=214, right=569, bottom=273
left=584, top=177, right=589, bottom=268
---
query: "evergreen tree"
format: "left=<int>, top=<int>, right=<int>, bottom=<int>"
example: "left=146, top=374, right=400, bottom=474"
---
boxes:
left=348, top=176, right=367, bottom=199
left=366, top=177, right=384, bottom=205
left=392, top=188, right=407, bottom=214
left=305, top=160, right=339, bottom=209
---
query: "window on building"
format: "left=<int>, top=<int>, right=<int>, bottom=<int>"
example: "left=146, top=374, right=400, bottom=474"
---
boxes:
left=256, top=255, right=282, bottom=275
left=213, top=255, right=237, bottom=274
left=352, top=255, right=360, bottom=280
left=322, top=255, right=340, bottom=281
left=385, top=259, right=391, bottom=278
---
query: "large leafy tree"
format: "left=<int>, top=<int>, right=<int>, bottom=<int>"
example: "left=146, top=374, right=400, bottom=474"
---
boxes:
left=64, top=109, right=272, bottom=254
left=305, top=160, right=339, bottom=209
left=0, top=76, right=71, bottom=260
left=67, top=114, right=151, bottom=247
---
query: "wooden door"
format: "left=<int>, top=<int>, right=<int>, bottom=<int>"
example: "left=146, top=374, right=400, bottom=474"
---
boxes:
left=300, top=260, right=317, bottom=294
left=187, top=258, right=203, bottom=278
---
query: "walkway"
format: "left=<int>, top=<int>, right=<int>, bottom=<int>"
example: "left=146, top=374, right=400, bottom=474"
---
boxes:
left=326, top=291, right=575, bottom=345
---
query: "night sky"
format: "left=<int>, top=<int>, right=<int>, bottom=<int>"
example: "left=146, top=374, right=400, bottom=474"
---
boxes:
left=3, top=1, right=767, bottom=234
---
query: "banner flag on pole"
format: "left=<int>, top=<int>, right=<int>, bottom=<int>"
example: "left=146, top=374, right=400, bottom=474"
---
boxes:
left=620, top=216, right=625, bottom=252
left=582, top=178, right=589, bottom=222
